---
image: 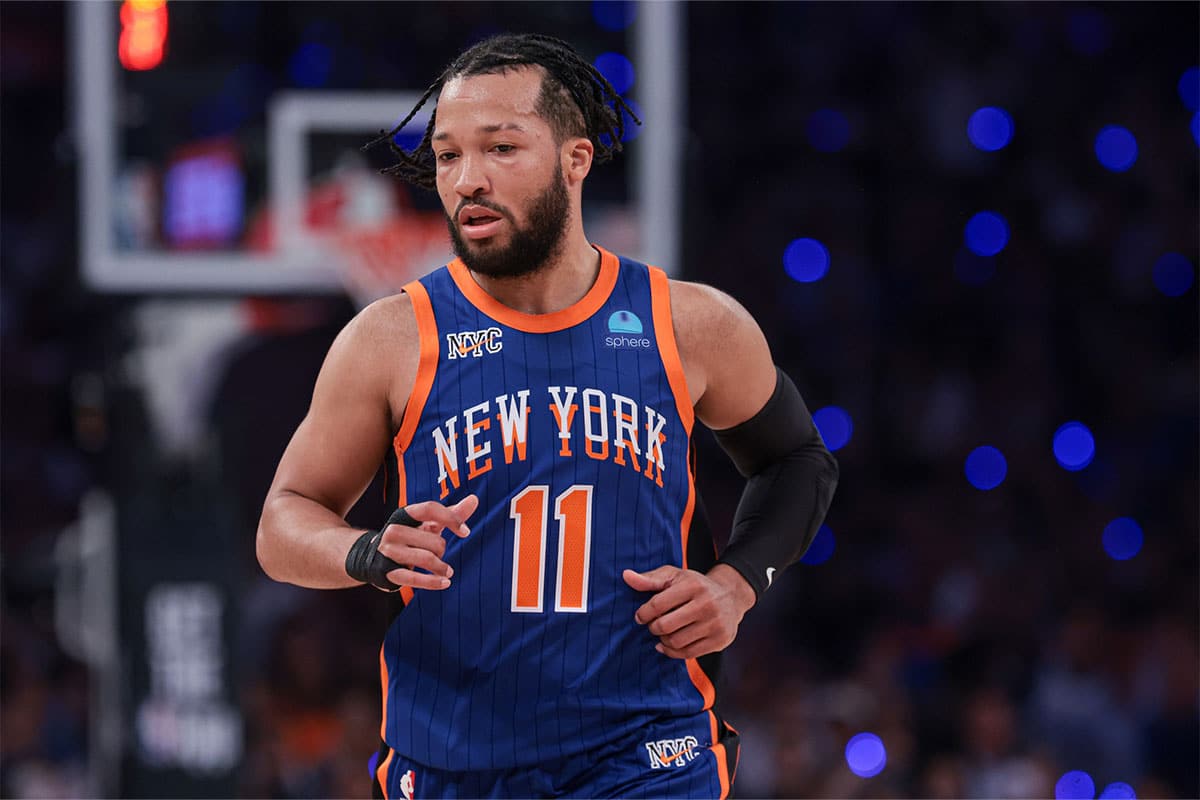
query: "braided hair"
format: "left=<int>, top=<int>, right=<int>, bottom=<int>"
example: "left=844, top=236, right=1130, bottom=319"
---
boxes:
left=365, top=33, right=640, bottom=190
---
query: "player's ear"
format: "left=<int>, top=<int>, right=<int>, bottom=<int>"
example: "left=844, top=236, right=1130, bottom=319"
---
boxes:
left=563, top=136, right=593, bottom=183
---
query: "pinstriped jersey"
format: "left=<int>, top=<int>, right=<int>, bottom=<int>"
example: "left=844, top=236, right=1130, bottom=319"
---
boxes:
left=379, top=246, right=720, bottom=771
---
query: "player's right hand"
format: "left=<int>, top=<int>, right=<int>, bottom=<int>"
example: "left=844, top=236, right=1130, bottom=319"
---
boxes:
left=376, top=494, right=479, bottom=590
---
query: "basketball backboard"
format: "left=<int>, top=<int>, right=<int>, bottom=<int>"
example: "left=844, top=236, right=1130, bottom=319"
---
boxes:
left=71, top=1, right=683, bottom=294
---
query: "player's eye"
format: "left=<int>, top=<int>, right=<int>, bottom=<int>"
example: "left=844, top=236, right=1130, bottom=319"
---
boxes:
left=436, top=151, right=458, bottom=162
left=493, top=144, right=515, bottom=154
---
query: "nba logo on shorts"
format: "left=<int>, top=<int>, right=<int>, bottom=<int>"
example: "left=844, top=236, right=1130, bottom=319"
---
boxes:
left=400, top=768, right=416, bottom=800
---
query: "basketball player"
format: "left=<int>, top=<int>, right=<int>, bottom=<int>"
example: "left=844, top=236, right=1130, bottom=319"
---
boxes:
left=257, top=34, right=838, bottom=799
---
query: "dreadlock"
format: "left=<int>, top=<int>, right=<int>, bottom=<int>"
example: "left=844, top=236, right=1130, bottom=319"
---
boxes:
left=363, top=33, right=641, bottom=191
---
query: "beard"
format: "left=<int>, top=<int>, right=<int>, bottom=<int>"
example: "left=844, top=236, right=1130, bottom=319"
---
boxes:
left=446, top=165, right=570, bottom=280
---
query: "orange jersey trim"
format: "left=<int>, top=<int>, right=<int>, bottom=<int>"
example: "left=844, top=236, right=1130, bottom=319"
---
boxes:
left=651, top=264, right=714, bottom=720
left=389, top=285, right=428, bottom=658
left=396, top=454, right=408, bottom=513
left=376, top=746, right=394, bottom=799
left=394, top=280, right=439, bottom=454
left=648, top=266, right=694, bottom=434
left=713, top=740, right=731, bottom=799
left=378, top=643, right=389, bottom=740
left=447, top=245, right=619, bottom=333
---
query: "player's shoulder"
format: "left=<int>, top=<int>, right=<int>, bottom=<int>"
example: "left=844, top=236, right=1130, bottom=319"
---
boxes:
left=345, top=290, right=419, bottom=349
left=665, top=277, right=761, bottom=349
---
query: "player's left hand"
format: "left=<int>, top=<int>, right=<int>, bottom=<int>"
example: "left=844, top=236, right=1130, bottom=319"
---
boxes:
left=622, top=564, right=757, bottom=659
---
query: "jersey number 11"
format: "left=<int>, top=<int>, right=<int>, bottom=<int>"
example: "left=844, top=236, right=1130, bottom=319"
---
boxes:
left=509, top=485, right=593, bottom=613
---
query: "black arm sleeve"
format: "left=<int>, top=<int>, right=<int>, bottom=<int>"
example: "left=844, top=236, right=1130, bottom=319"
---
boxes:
left=712, top=367, right=839, bottom=600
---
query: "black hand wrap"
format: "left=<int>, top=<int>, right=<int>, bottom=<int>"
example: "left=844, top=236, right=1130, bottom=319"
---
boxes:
left=713, top=367, right=839, bottom=600
left=345, top=507, right=421, bottom=591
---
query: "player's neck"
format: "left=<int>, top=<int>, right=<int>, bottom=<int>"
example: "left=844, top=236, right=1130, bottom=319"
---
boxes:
left=468, top=230, right=601, bottom=316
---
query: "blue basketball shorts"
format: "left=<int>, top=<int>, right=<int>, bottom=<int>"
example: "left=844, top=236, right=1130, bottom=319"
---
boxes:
left=370, top=710, right=740, bottom=799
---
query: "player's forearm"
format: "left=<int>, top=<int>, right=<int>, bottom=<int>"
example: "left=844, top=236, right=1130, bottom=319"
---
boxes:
left=256, top=490, right=365, bottom=589
left=712, top=367, right=839, bottom=599
left=718, top=445, right=838, bottom=597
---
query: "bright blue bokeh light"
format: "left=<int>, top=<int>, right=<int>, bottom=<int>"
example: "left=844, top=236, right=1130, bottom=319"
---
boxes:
left=289, top=42, right=333, bottom=88
left=801, top=525, right=836, bottom=565
left=845, top=733, right=887, bottom=778
left=1053, top=422, right=1096, bottom=471
left=592, top=0, right=636, bottom=31
left=967, top=107, right=1014, bottom=151
left=813, top=406, right=853, bottom=452
left=1153, top=253, right=1195, bottom=297
left=807, top=109, right=851, bottom=153
left=965, top=446, right=1007, bottom=490
left=1192, top=112, right=1200, bottom=146
left=1056, top=771, right=1096, bottom=800
left=1067, top=9, right=1112, bottom=56
left=783, top=238, right=830, bottom=283
left=594, top=52, right=635, bottom=95
left=620, top=98, right=642, bottom=142
left=1103, top=518, right=1144, bottom=561
left=964, top=211, right=1010, bottom=256
left=1095, top=126, right=1138, bottom=172
left=391, top=126, right=423, bottom=151
left=1179, top=66, right=1200, bottom=112
left=954, top=248, right=997, bottom=285
left=1100, top=781, right=1137, bottom=799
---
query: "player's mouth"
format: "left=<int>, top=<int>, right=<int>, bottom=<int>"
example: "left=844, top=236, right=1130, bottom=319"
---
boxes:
left=458, top=205, right=506, bottom=240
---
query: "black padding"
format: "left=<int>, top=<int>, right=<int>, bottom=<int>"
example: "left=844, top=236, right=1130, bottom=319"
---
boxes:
left=712, top=368, right=839, bottom=599
left=345, top=506, right=421, bottom=591
left=712, top=368, right=817, bottom=478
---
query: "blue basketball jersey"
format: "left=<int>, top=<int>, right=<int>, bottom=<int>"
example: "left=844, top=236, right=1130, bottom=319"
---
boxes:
left=376, top=246, right=728, bottom=780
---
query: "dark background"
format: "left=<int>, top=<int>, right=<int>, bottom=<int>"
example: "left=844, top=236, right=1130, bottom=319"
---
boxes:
left=2, top=2, right=1196, bottom=798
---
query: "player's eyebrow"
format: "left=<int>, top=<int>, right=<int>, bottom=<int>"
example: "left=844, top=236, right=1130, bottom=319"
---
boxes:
left=433, top=122, right=527, bottom=142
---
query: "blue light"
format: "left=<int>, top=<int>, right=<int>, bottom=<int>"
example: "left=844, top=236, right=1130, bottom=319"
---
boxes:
left=1056, top=771, right=1096, bottom=800
left=1179, top=66, right=1200, bottom=112
left=807, top=109, right=851, bottom=153
left=620, top=98, right=642, bottom=142
left=813, top=406, right=853, bottom=452
left=1067, top=9, right=1112, bottom=56
left=392, top=129, right=423, bottom=151
left=1103, top=518, right=1144, bottom=561
left=967, top=107, right=1014, bottom=151
left=964, top=211, right=1010, bottom=257
left=783, top=238, right=830, bottom=283
left=289, top=42, right=333, bottom=89
left=1100, top=782, right=1137, bottom=799
left=1053, top=422, right=1096, bottom=471
left=801, top=525, right=835, bottom=565
left=954, top=248, right=996, bottom=286
left=1153, top=253, right=1194, bottom=297
left=1192, top=112, right=1200, bottom=146
left=163, top=153, right=245, bottom=247
left=845, top=732, right=887, bottom=778
left=594, top=52, right=635, bottom=95
left=965, top=446, right=1007, bottom=491
left=1094, top=126, right=1138, bottom=172
left=592, top=0, right=636, bottom=31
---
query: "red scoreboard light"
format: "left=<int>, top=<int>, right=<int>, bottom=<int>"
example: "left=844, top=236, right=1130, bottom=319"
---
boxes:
left=119, top=0, right=168, bottom=71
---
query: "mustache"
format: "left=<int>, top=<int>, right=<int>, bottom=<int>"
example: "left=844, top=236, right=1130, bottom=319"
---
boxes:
left=454, top=197, right=512, bottom=221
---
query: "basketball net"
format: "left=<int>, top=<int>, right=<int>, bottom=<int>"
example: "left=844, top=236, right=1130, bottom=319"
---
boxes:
left=242, top=156, right=451, bottom=308
left=333, top=215, right=450, bottom=309
left=332, top=163, right=450, bottom=308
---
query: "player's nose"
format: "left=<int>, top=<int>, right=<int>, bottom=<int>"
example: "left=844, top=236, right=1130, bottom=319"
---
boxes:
left=454, top=153, right=490, bottom=198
